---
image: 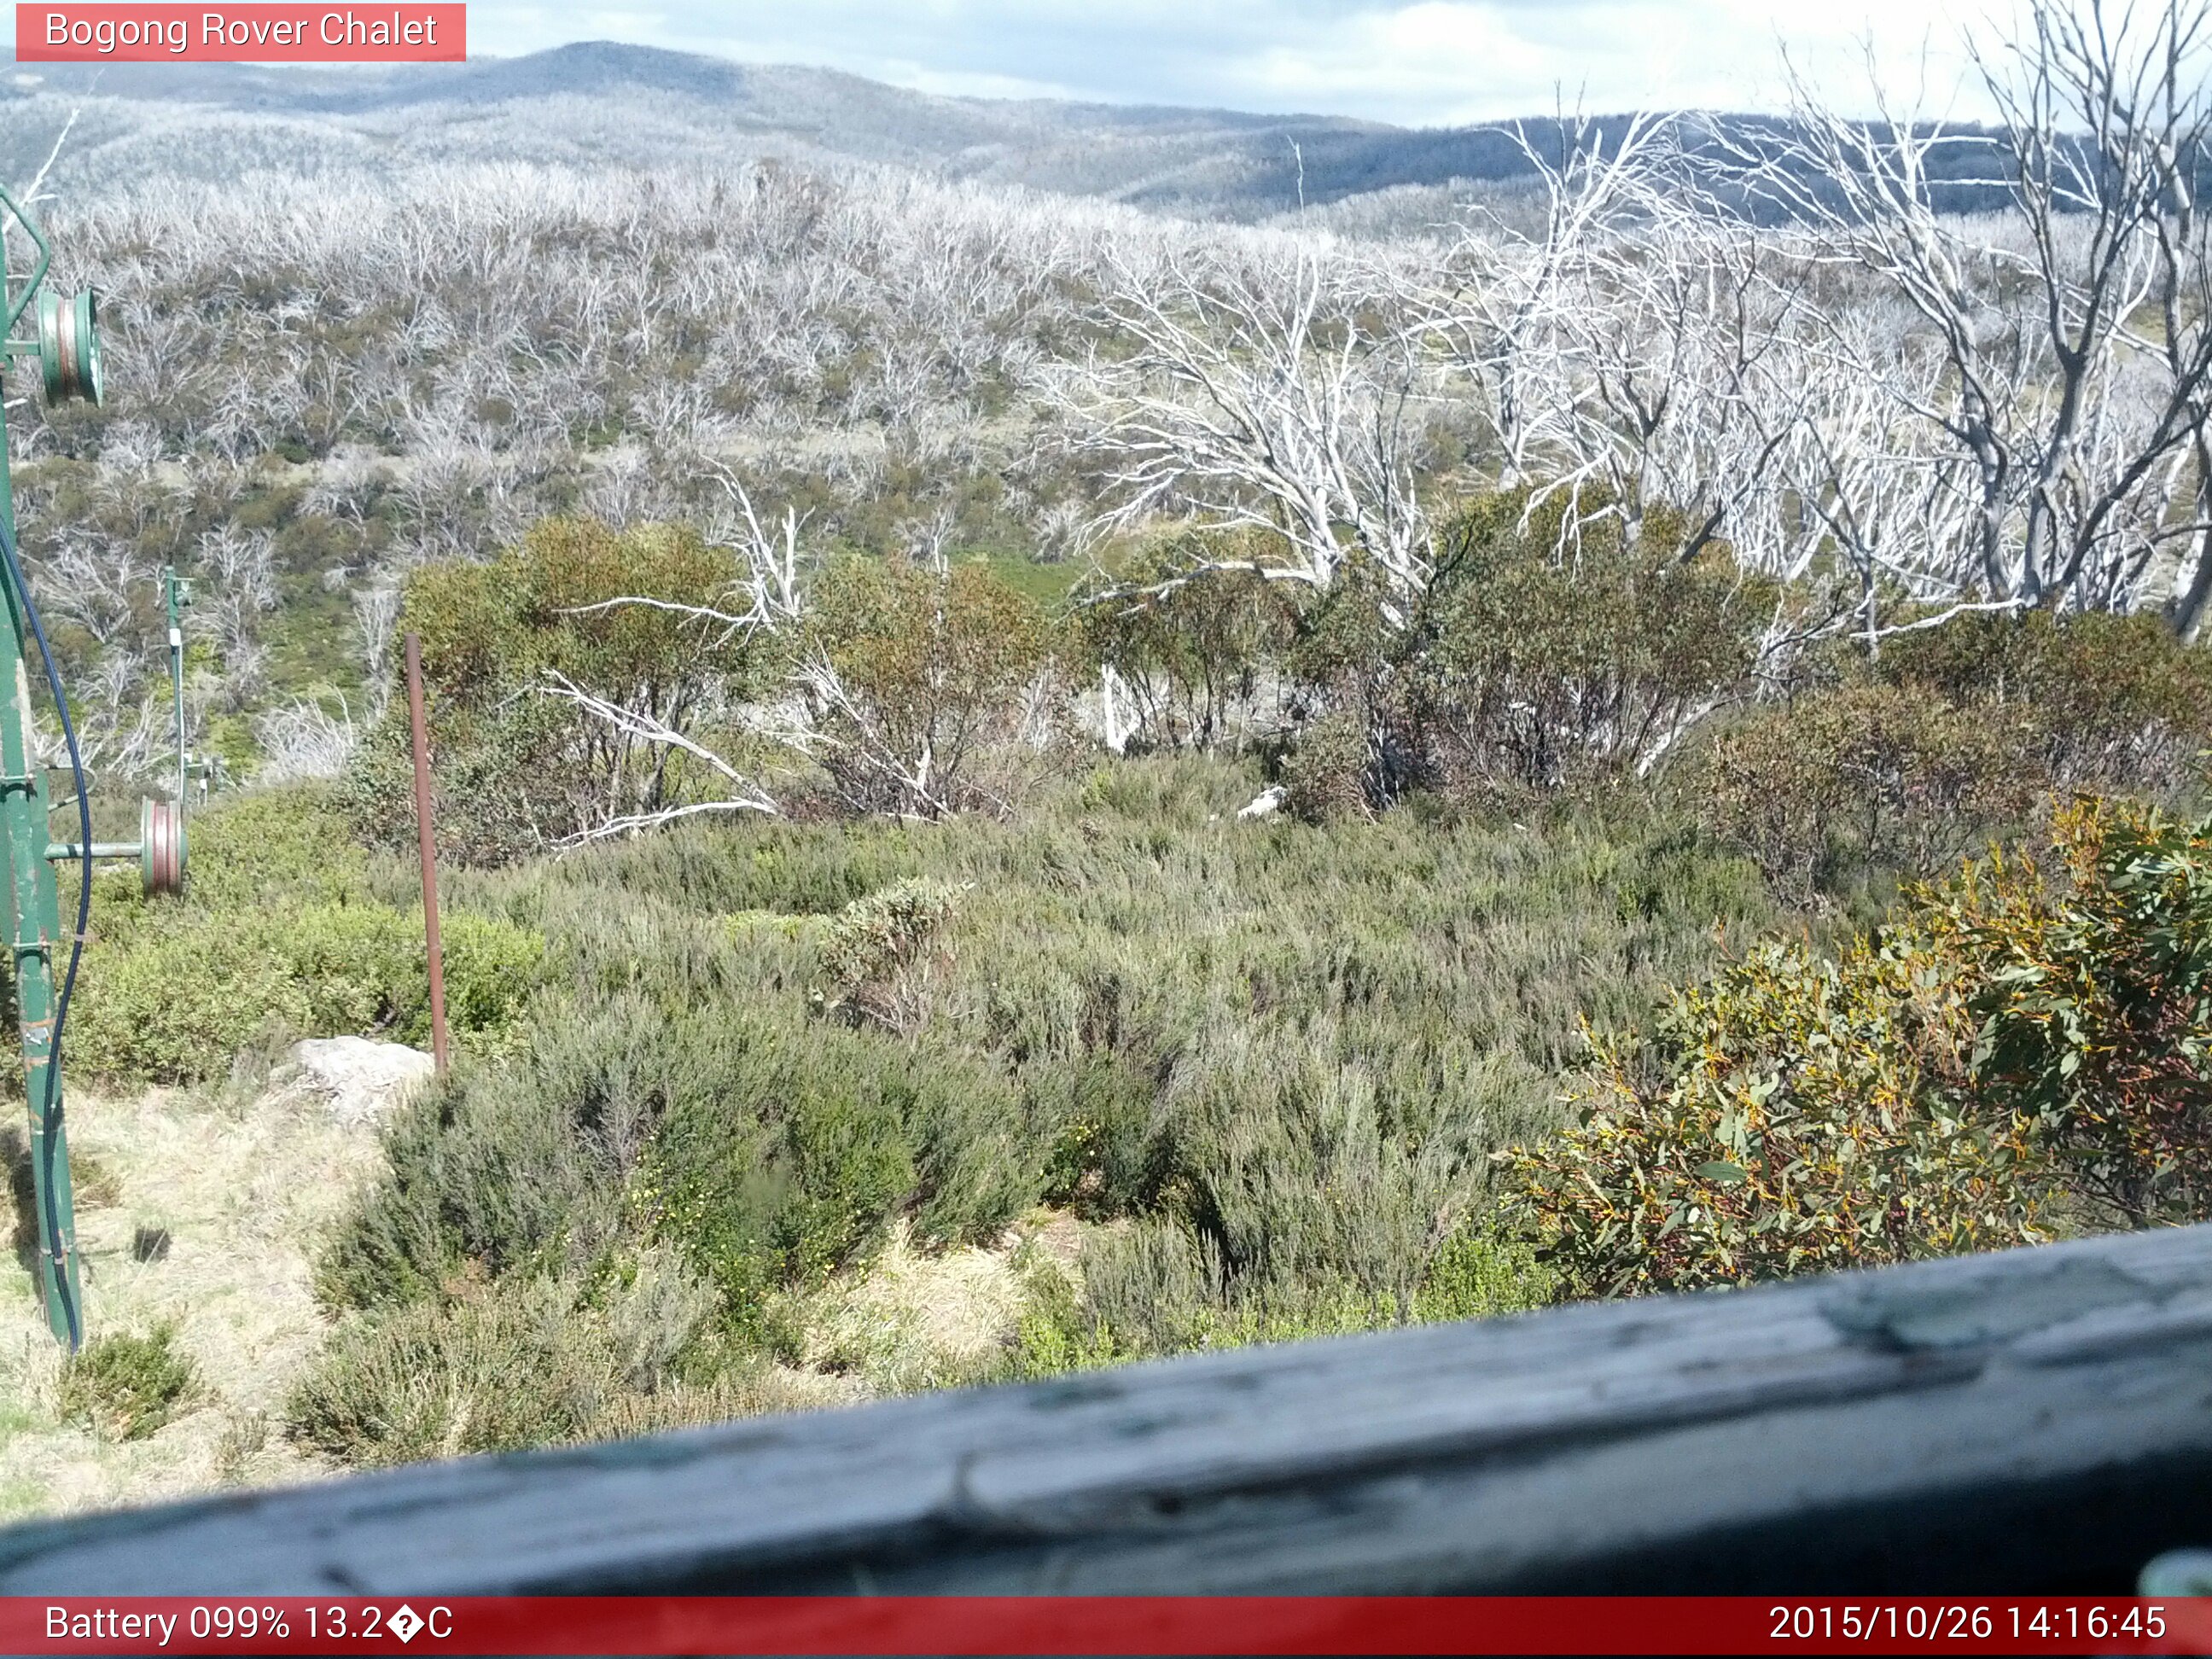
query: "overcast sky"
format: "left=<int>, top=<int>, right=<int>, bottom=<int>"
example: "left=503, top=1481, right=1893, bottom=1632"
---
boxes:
left=465, top=1, right=2003, bottom=125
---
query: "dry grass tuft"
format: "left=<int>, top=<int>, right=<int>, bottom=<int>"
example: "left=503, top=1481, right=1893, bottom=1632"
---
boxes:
left=789, top=1212, right=1080, bottom=1394
left=0, top=1082, right=387, bottom=1520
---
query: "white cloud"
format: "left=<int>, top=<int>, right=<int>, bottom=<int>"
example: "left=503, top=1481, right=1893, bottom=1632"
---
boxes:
left=9, top=0, right=2011, bottom=126
left=1215, top=2, right=1995, bottom=125
left=879, top=63, right=1086, bottom=102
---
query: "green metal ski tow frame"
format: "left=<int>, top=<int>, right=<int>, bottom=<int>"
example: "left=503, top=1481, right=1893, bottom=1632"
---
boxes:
left=2, top=178, right=186, bottom=1348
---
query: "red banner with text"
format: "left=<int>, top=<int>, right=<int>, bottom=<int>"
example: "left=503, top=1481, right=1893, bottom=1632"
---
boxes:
left=3, top=1597, right=2212, bottom=1656
left=15, top=4, right=463, bottom=61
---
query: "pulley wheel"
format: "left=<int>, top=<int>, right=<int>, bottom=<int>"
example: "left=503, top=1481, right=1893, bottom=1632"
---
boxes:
left=140, top=798, right=184, bottom=898
left=38, top=288, right=102, bottom=407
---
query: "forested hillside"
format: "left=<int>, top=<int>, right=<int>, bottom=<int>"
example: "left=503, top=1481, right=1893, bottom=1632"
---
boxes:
left=9, top=2, right=2212, bottom=1489
left=1, top=41, right=1580, bottom=218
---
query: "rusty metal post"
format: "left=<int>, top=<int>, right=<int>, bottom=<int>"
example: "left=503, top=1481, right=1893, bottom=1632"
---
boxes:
left=404, top=633, right=450, bottom=1075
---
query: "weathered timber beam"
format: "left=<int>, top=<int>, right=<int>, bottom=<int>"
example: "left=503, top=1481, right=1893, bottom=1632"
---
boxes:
left=3, top=1224, right=2210, bottom=1594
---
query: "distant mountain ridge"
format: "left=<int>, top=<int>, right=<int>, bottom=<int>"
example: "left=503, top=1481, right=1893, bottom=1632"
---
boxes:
left=0, top=40, right=1629, bottom=217
left=2, top=40, right=2021, bottom=222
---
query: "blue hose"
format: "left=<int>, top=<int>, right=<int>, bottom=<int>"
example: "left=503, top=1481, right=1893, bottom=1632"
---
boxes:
left=0, top=510, right=88, bottom=1351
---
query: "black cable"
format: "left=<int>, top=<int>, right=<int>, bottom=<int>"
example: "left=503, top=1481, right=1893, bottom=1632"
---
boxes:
left=0, top=512, right=85, bottom=1351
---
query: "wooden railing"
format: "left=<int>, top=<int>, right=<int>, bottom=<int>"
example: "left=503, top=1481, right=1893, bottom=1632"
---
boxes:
left=2, top=1222, right=2209, bottom=1595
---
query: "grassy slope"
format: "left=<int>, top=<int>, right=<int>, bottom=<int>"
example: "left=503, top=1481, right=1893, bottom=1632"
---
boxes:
left=455, top=754, right=1777, bottom=1086
left=0, top=1083, right=1094, bottom=1513
left=299, top=755, right=1786, bottom=1447
left=0, top=1083, right=381, bottom=1520
left=0, top=754, right=1790, bottom=1495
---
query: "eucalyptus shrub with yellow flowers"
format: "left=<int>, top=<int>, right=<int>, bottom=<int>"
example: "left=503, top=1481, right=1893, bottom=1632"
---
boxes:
left=1506, top=797, right=2212, bottom=1296
left=1501, top=934, right=2050, bottom=1296
left=1942, top=799, right=2212, bottom=1229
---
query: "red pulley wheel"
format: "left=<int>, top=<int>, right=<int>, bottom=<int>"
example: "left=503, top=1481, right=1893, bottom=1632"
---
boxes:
left=139, top=798, right=184, bottom=898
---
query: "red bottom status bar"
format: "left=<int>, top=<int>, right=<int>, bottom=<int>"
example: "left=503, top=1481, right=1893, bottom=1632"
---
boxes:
left=4, top=1596, right=2210, bottom=1656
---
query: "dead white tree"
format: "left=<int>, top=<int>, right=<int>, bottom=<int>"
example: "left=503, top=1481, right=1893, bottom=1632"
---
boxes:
left=538, top=670, right=781, bottom=844
left=195, top=523, right=278, bottom=706
left=1739, top=0, right=2212, bottom=618
left=15, top=100, right=84, bottom=210
left=1415, top=110, right=1669, bottom=492
left=1765, top=314, right=1998, bottom=639
left=353, top=583, right=400, bottom=721
left=253, top=693, right=361, bottom=784
left=1060, top=242, right=1435, bottom=616
left=1543, top=173, right=1819, bottom=568
left=895, top=502, right=958, bottom=574
left=526, top=469, right=814, bottom=840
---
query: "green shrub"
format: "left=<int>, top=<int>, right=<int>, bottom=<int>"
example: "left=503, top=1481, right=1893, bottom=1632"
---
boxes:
left=1702, top=611, right=2212, bottom=900
left=58, top=783, right=544, bottom=1085
left=1403, top=492, right=1774, bottom=794
left=72, top=919, right=305, bottom=1085
left=61, top=1324, right=201, bottom=1441
left=344, top=695, right=579, bottom=868
left=811, top=878, right=962, bottom=1031
left=1006, top=1256, right=1126, bottom=1380
left=803, top=557, right=1067, bottom=818
left=1031, top=1219, right=1412, bottom=1364
left=1700, top=683, right=2033, bottom=899
left=1874, top=609, right=2212, bottom=794
left=1270, top=490, right=1773, bottom=809
left=347, top=518, right=777, bottom=862
left=318, top=994, right=702, bottom=1309
left=1412, top=1226, right=1557, bottom=1322
left=325, top=992, right=1037, bottom=1331
left=288, top=1261, right=831, bottom=1467
left=1030, top=1017, right=1555, bottom=1355
left=1280, top=708, right=1372, bottom=823
left=1502, top=933, right=2048, bottom=1298
left=1070, top=1219, right=1224, bottom=1359
left=72, top=901, right=544, bottom=1085
left=1070, top=533, right=1300, bottom=753
left=1030, top=1214, right=1556, bottom=1366
left=1937, top=798, right=2212, bottom=1227
left=899, top=1057, right=1043, bottom=1247
left=181, top=785, right=372, bottom=909
left=287, top=1279, right=632, bottom=1467
left=1506, top=795, right=2212, bottom=1295
left=641, top=1016, right=989, bottom=1325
